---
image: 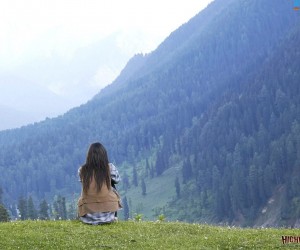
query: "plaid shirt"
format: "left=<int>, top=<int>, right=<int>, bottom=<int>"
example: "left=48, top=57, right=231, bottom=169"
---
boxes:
left=109, top=163, right=121, bottom=185
left=80, top=212, right=116, bottom=225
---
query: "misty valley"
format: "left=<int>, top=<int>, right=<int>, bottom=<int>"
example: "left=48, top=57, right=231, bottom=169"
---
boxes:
left=1, top=0, right=300, bottom=229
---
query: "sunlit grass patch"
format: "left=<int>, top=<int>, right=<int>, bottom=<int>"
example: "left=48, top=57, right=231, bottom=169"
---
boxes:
left=0, top=220, right=299, bottom=249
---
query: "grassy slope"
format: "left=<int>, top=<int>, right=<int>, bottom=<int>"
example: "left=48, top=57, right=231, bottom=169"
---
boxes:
left=0, top=220, right=300, bottom=249
left=119, top=165, right=181, bottom=221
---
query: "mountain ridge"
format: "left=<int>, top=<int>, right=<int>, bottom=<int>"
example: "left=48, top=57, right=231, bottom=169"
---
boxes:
left=0, top=0, right=299, bottom=226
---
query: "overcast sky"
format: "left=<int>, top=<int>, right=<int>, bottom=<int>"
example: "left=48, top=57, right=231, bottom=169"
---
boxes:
left=0, top=0, right=214, bottom=70
left=0, top=0, right=214, bottom=130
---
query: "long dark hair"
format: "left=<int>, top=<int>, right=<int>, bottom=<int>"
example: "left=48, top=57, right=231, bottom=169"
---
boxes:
left=79, top=142, right=111, bottom=194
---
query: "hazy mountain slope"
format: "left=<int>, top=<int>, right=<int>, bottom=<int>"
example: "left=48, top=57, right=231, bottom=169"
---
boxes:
left=0, top=31, right=146, bottom=130
left=164, top=20, right=300, bottom=226
left=0, top=105, right=36, bottom=131
left=0, top=74, right=71, bottom=130
left=0, top=0, right=299, bottom=226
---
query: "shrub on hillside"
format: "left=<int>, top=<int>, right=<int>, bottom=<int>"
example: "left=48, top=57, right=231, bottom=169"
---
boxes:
left=0, top=204, right=10, bottom=222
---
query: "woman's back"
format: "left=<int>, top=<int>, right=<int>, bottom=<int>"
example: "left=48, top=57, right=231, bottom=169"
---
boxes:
left=77, top=142, right=121, bottom=224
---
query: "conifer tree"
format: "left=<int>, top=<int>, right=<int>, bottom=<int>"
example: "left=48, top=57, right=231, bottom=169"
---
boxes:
left=18, top=196, right=27, bottom=220
left=155, top=151, right=165, bottom=176
left=145, top=159, right=150, bottom=177
left=175, top=177, right=180, bottom=198
left=53, top=195, right=67, bottom=220
left=141, top=178, right=146, bottom=196
left=0, top=204, right=9, bottom=222
left=132, top=166, right=138, bottom=187
left=182, top=158, right=193, bottom=183
left=150, top=165, right=155, bottom=179
left=122, top=196, right=130, bottom=221
left=39, top=199, right=49, bottom=220
left=122, top=173, right=130, bottom=191
left=60, top=196, right=67, bottom=220
left=27, top=196, right=37, bottom=220
left=67, top=201, right=77, bottom=220
left=0, top=187, right=3, bottom=204
left=0, top=187, right=9, bottom=222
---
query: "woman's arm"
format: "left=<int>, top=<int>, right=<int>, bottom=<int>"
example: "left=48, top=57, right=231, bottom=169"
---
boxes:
left=109, top=163, right=121, bottom=184
left=78, top=166, right=82, bottom=182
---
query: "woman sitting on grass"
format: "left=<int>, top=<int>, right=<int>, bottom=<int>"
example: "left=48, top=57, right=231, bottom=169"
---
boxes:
left=78, top=142, right=122, bottom=225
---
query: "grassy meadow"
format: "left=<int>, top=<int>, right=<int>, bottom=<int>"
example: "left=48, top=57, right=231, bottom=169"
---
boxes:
left=0, top=220, right=300, bottom=249
left=120, top=165, right=181, bottom=220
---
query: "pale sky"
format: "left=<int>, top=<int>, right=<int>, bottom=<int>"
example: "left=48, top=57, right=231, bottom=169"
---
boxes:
left=0, top=0, right=214, bottom=69
left=0, top=0, right=214, bottom=129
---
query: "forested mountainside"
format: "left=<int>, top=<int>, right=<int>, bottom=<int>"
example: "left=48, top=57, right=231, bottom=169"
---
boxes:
left=0, top=0, right=299, bottom=226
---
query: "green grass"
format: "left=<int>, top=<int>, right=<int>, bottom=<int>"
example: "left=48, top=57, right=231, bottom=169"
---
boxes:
left=121, top=165, right=181, bottom=220
left=0, top=220, right=300, bottom=249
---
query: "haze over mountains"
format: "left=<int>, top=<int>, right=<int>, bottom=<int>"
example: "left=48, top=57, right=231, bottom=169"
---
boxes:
left=0, top=0, right=300, bottom=226
left=0, top=1, right=212, bottom=131
left=0, top=30, right=152, bottom=130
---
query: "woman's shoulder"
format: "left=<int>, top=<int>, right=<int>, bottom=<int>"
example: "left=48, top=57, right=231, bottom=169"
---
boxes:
left=78, top=164, right=87, bottom=175
left=78, top=164, right=87, bottom=170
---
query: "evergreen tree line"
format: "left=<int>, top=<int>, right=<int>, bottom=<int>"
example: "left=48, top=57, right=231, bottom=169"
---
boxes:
left=0, top=0, right=295, bottom=205
left=159, top=25, right=300, bottom=225
left=8, top=195, right=77, bottom=221
left=116, top=15, right=300, bottom=225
